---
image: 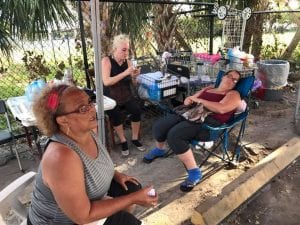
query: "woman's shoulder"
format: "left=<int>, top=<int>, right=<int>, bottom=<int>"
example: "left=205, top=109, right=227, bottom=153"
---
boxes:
left=225, top=89, right=241, bottom=99
left=203, top=86, right=215, bottom=92
left=41, top=142, right=83, bottom=185
left=43, top=142, right=79, bottom=166
left=102, top=55, right=111, bottom=62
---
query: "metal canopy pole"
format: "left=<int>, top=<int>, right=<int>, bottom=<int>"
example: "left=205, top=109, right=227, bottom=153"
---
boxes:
left=90, top=0, right=105, bottom=146
left=209, top=14, right=214, bottom=55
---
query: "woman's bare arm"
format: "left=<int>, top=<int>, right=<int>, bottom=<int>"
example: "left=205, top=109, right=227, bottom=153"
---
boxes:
left=184, top=85, right=213, bottom=105
left=42, top=143, right=157, bottom=225
left=191, top=90, right=241, bottom=114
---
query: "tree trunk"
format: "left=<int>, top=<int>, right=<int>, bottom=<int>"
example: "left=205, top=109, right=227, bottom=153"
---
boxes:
left=251, top=14, right=265, bottom=59
left=282, top=13, right=300, bottom=59
left=282, top=27, right=300, bottom=59
left=242, top=0, right=269, bottom=59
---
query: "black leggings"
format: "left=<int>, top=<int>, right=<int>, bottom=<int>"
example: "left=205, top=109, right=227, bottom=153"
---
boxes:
left=106, top=98, right=142, bottom=126
left=153, top=113, right=222, bottom=154
left=104, top=179, right=142, bottom=225
left=27, top=180, right=142, bottom=225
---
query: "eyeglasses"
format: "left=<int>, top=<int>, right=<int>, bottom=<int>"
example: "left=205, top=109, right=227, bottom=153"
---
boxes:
left=58, top=100, right=94, bottom=116
left=226, top=74, right=239, bottom=83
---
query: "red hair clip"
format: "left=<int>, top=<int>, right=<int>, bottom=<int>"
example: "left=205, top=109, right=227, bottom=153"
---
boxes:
left=47, top=85, right=69, bottom=113
left=47, top=91, right=59, bottom=112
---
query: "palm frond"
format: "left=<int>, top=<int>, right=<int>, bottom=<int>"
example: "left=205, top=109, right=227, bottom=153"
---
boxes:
left=0, top=25, right=13, bottom=57
left=1, top=0, right=76, bottom=41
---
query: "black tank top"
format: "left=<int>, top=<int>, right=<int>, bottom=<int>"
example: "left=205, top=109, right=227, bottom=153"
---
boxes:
left=103, top=56, right=133, bottom=105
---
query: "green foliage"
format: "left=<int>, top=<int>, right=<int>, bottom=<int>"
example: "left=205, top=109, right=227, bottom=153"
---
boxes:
left=1, top=0, right=76, bottom=41
left=178, top=15, right=223, bottom=51
left=0, top=25, right=13, bottom=57
left=260, top=33, right=287, bottom=59
left=291, top=44, right=300, bottom=62
left=72, top=41, right=94, bottom=71
left=109, top=3, right=152, bottom=43
left=290, top=44, right=300, bottom=71
left=22, top=51, right=51, bottom=81
left=54, top=61, right=66, bottom=80
left=0, top=63, right=31, bottom=98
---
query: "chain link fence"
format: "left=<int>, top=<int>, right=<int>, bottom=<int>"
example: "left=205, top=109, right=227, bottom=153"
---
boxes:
left=0, top=26, right=93, bottom=100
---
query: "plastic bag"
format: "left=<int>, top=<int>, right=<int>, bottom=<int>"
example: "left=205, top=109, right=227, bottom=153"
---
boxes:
left=25, top=79, right=46, bottom=101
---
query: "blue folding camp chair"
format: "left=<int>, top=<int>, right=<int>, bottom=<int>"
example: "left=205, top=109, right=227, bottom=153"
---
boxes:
left=192, top=70, right=255, bottom=168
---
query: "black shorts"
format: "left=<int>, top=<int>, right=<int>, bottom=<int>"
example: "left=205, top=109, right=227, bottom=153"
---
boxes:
left=104, top=179, right=142, bottom=225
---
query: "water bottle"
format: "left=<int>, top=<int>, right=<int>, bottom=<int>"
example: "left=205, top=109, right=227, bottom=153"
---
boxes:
left=132, top=57, right=137, bottom=69
left=196, top=62, right=204, bottom=76
left=36, top=79, right=46, bottom=89
left=25, top=80, right=39, bottom=102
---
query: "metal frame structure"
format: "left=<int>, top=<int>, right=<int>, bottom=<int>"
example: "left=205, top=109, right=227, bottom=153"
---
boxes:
left=221, top=7, right=248, bottom=50
left=87, top=0, right=300, bottom=146
left=89, top=0, right=215, bottom=145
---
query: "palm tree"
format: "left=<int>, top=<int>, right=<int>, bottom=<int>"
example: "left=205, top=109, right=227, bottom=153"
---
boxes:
left=0, top=26, right=12, bottom=57
left=80, top=1, right=152, bottom=56
left=151, top=3, right=180, bottom=52
left=0, top=0, right=76, bottom=56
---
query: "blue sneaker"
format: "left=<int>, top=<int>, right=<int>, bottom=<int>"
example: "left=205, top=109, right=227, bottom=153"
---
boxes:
left=143, top=148, right=166, bottom=163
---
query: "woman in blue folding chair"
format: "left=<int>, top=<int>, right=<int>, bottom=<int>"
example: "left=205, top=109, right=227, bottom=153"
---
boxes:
left=143, top=70, right=242, bottom=192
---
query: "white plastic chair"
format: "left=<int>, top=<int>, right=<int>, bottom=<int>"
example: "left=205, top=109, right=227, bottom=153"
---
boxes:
left=0, top=171, right=36, bottom=225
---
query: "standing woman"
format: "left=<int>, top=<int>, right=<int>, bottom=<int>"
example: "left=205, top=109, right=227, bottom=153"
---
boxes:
left=28, top=84, right=157, bottom=225
left=102, top=34, right=144, bottom=156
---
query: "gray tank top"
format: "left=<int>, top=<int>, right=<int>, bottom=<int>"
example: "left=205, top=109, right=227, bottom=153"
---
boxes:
left=28, top=131, right=115, bottom=225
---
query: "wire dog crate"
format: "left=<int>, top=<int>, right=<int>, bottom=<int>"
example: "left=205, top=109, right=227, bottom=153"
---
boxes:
left=138, top=73, right=180, bottom=101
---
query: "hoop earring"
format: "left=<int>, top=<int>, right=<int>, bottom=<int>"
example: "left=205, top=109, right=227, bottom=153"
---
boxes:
left=66, top=126, right=70, bottom=136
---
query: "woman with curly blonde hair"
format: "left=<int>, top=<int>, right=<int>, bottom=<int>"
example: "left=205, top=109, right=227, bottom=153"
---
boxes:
left=102, top=34, right=145, bottom=156
left=27, top=84, right=157, bottom=225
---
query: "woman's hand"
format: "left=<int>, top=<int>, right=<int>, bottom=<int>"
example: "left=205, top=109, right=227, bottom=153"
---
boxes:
left=113, top=171, right=140, bottom=191
left=184, top=96, right=201, bottom=105
left=184, top=96, right=194, bottom=105
left=131, top=67, right=141, bottom=77
left=132, top=186, right=159, bottom=207
left=124, top=66, right=135, bottom=77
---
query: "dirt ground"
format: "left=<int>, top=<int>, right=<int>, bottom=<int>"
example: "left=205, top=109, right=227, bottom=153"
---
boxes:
left=0, top=82, right=299, bottom=225
left=221, top=159, right=300, bottom=225
left=109, top=83, right=299, bottom=224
